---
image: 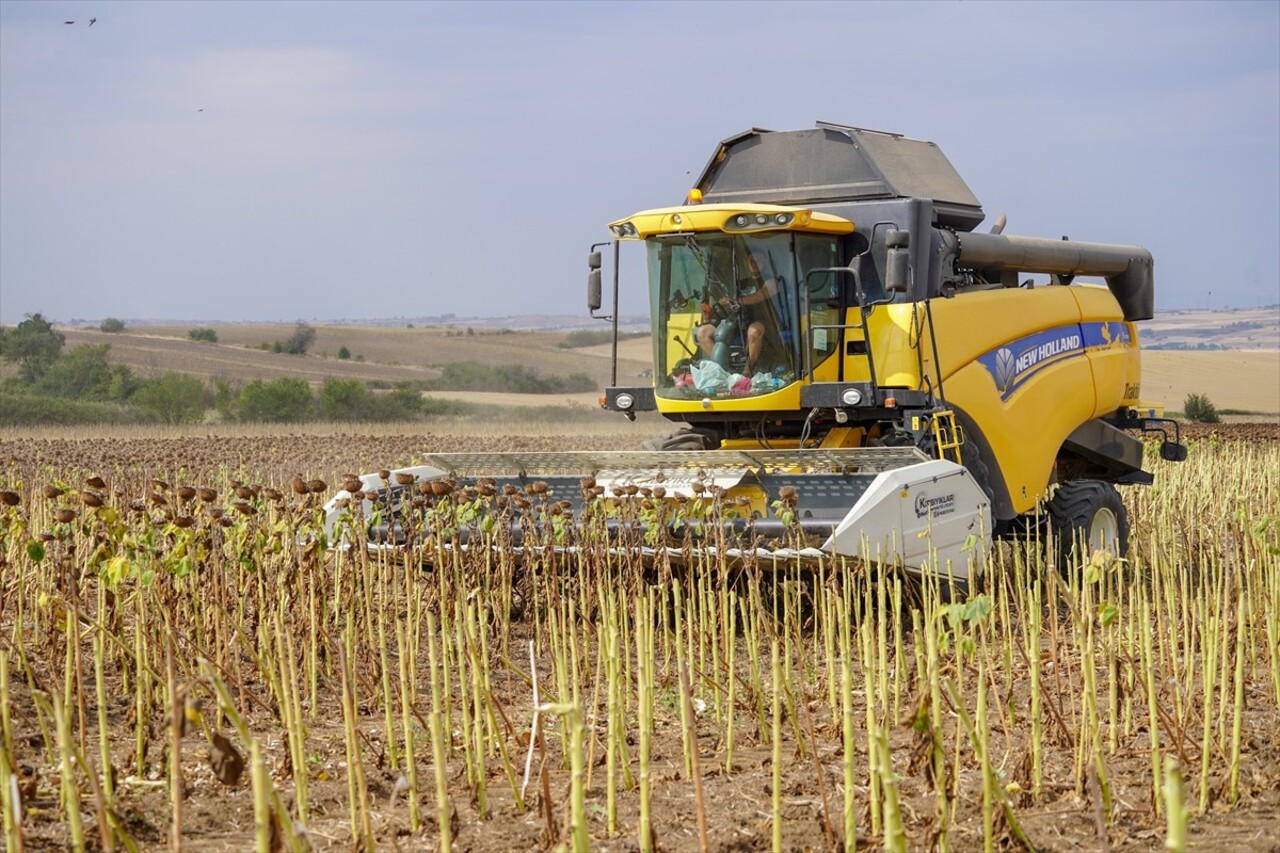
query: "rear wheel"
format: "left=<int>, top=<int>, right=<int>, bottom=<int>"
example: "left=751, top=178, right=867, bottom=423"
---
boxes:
left=1045, top=480, right=1130, bottom=569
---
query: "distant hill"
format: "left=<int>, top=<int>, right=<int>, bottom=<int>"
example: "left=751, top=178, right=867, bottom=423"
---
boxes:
left=11, top=309, right=1274, bottom=418
left=53, top=323, right=654, bottom=389
left=58, top=307, right=1278, bottom=349
left=62, top=314, right=653, bottom=334
left=1143, top=306, right=1279, bottom=350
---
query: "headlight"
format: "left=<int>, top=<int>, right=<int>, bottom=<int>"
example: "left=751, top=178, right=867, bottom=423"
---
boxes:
left=840, top=387, right=863, bottom=406
left=615, top=393, right=634, bottom=410
left=724, top=210, right=797, bottom=232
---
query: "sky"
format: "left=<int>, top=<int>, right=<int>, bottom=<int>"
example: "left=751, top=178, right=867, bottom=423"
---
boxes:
left=0, top=0, right=1277, bottom=325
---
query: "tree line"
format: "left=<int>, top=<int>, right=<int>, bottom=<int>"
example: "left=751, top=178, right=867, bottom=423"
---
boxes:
left=0, top=314, right=469, bottom=425
left=0, top=314, right=598, bottom=426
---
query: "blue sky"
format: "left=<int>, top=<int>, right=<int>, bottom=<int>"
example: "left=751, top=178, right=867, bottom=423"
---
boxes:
left=1, top=0, right=1277, bottom=324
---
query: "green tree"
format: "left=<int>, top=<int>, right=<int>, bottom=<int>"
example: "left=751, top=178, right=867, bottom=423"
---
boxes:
left=337, top=345, right=351, bottom=360
left=189, top=327, right=219, bottom=343
left=0, top=313, right=65, bottom=383
left=212, top=379, right=235, bottom=419
left=284, top=321, right=316, bottom=355
left=1184, top=392, right=1220, bottom=424
left=319, top=378, right=373, bottom=421
left=33, top=344, right=135, bottom=400
left=99, top=317, right=126, bottom=333
left=237, top=377, right=314, bottom=422
left=132, top=373, right=209, bottom=424
left=368, top=383, right=423, bottom=421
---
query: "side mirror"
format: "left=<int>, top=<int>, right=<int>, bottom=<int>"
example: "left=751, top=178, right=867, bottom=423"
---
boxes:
left=1161, top=441, right=1188, bottom=462
left=587, top=269, right=602, bottom=312
left=885, top=229, right=910, bottom=293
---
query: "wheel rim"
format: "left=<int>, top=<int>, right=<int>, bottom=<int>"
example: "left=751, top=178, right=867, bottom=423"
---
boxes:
left=1088, top=507, right=1119, bottom=553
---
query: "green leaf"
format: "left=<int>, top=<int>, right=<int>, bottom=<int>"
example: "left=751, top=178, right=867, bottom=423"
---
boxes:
left=26, top=540, right=45, bottom=563
left=961, top=594, right=992, bottom=623
left=1098, top=603, right=1119, bottom=626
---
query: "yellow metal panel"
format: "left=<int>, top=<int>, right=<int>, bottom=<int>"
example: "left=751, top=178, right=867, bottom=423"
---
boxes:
left=611, top=203, right=854, bottom=239
left=945, top=357, right=1098, bottom=514
left=916, top=288, right=1089, bottom=514
left=869, top=304, right=925, bottom=388
left=921, top=288, right=1083, bottom=371
left=657, top=383, right=804, bottom=414
left=663, top=311, right=704, bottom=371
left=1071, top=285, right=1143, bottom=410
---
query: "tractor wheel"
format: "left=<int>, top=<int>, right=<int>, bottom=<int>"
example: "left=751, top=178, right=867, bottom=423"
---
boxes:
left=1045, top=480, right=1130, bottom=570
left=645, top=428, right=718, bottom=451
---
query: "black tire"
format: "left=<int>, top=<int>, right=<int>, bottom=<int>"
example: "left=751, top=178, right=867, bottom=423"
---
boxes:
left=947, top=439, right=994, bottom=598
left=890, top=428, right=996, bottom=515
left=644, top=427, right=718, bottom=452
left=1045, top=480, right=1130, bottom=569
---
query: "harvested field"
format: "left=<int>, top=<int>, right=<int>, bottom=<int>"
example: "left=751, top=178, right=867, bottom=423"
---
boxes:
left=0, top=425, right=1277, bottom=852
left=63, top=325, right=652, bottom=389
left=1142, top=351, right=1280, bottom=416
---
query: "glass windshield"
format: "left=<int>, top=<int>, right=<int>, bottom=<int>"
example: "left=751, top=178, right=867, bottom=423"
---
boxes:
left=647, top=232, right=840, bottom=400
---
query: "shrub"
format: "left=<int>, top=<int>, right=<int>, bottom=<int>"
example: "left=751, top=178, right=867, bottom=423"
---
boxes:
left=558, top=329, right=614, bottom=349
left=132, top=373, right=209, bottom=424
left=236, top=377, right=314, bottom=422
left=262, top=322, right=317, bottom=355
left=0, top=390, right=147, bottom=425
left=420, top=396, right=476, bottom=417
left=368, top=384, right=426, bottom=421
left=1184, top=392, right=1221, bottom=423
left=189, top=327, right=219, bottom=343
left=319, top=378, right=373, bottom=421
left=432, top=361, right=595, bottom=394
left=337, top=345, right=351, bottom=360
left=0, top=312, right=65, bottom=383
left=99, top=317, right=125, bottom=333
left=557, top=329, right=646, bottom=349
left=284, top=321, right=316, bottom=355
left=34, top=344, right=136, bottom=401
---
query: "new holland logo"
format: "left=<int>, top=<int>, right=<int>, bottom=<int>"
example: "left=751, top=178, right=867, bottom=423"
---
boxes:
left=994, top=347, right=1016, bottom=394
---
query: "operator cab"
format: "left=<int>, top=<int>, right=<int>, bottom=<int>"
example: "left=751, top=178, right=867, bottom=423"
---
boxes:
left=648, top=231, right=843, bottom=400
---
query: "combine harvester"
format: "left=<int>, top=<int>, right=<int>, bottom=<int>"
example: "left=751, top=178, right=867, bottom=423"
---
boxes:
left=325, top=122, right=1185, bottom=586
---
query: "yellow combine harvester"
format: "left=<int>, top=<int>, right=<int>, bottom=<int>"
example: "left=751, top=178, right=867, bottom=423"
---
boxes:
left=325, top=122, right=1185, bottom=585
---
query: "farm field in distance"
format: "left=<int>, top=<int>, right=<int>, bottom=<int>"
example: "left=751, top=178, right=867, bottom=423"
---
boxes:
left=40, top=309, right=1280, bottom=420
left=54, top=323, right=653, bottom=393
left=0, top=422, right=1277, bottom=851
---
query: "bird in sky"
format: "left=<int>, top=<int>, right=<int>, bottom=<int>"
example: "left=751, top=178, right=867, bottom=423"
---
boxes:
left=64, top=20, right=74, bottom=25
left=89, top=17, right=97, bottom=26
